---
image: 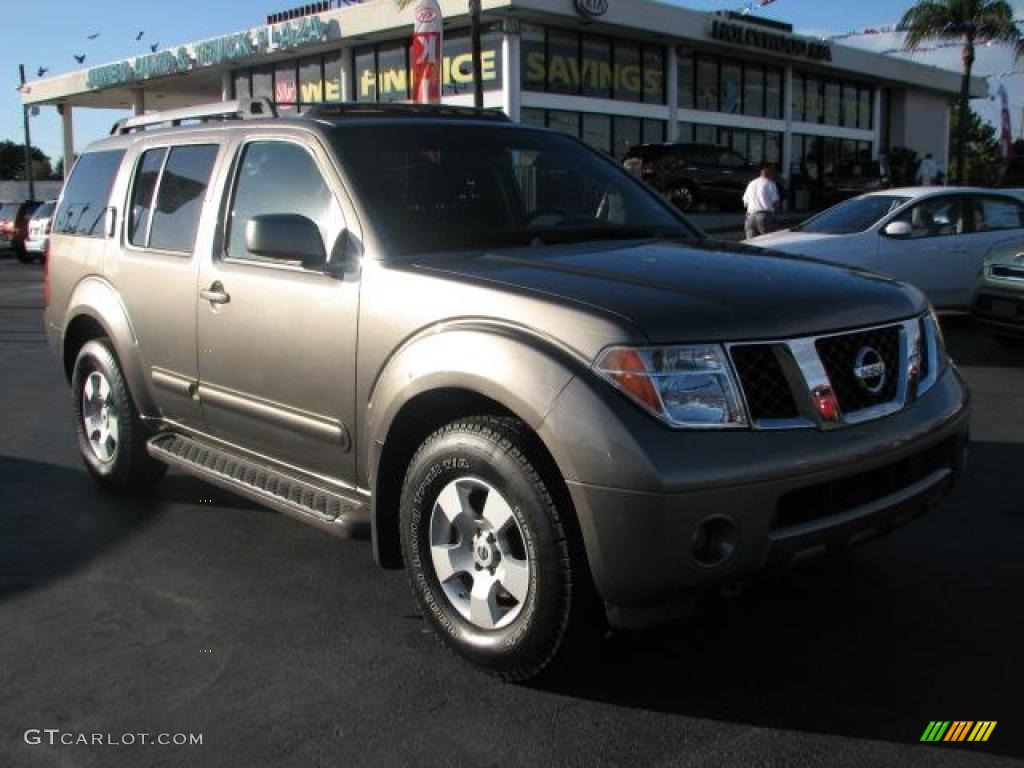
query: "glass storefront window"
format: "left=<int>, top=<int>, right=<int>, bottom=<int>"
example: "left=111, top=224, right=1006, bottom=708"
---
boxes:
left=613, top=115, right=642, bottom=160
left=696, top=56, right=718, bottom=111
left=275, top=61, right=298, bottom=108
left=582, top=36, right=612, bottom=99
left=791, top=73, right=805, bottom=122
left=643, top=45, right=665, bottom=104
left=233, top=71, right=250, bottom=100
left=376, top=41, right=408, bottom=103
left=720, top=60, right=741, bottom=114
left=858, top=88, right=872, bottom=130
left=548, top=29, right=581, bottom=95
left=748, top=132, right=764, bottom=165
left=252, top=66, right=273, bottom=102
left=582, top=113, right=612, bottom=154
left=677, top=50, right=694, bottom=109
left=521, top=23, right=546, bottom=91
left=744, top=65, right=764, bottom=117
left=841, top=83, right=858, bottom=127
left=613, top=40, right=643, bottom=102
left=354, top=47, right=376, bottom=103
left=765, top=132, right=781, bottom=165
left=643, top=119, right=664, bottom=145
left=324, top=51, right=342, bottom=102
left=766, top=67, right=782, bottom=119
left=824, top=81, right=841, bottom=126
left=695, top=124, right=716, bottom=145
left=805, top=76, right=823, bottom=124
left=678, top=122, right=695, bottom=143
left=299, top=57, right=324, bottom=104
left=547, top=110, right=579, bottom=137
left=521, top=108, right=546, bottom=127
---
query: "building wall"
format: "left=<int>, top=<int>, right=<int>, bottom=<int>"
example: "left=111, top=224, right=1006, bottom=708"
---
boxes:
left=888, top=88, right=952, bottom=170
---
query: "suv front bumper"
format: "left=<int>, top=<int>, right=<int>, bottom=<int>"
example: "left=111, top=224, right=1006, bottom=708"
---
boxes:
left=541, top=367, right=969, bottom=628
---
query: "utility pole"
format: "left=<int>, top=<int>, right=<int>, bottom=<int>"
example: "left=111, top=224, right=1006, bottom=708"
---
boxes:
left=18, top=65, right=36, bottom=201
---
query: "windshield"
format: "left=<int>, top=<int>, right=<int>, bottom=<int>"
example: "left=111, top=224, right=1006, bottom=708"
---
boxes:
left=331, top=124, right=696, bottom=255
left=796, top=195, right=911, bottom=235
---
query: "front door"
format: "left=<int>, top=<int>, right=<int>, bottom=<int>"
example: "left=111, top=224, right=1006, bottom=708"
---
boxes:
left=877, top=194, right=968, bottom=309
left=196, top=136, right=359, bottom=483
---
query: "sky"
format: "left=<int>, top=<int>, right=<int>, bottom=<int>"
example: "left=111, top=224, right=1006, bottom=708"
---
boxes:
left=1, top=0, right=1022, bottom=164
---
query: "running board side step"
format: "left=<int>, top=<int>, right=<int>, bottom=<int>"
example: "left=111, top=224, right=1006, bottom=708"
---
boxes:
left=147, top=432, right=369, bottom=539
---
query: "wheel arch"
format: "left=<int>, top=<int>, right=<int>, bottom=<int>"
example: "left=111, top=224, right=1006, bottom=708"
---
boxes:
left=365, top=328, right=588, bottom=570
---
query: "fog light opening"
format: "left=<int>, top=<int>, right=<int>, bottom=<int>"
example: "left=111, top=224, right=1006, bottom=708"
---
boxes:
left=692, top=516, right=738, bottom=567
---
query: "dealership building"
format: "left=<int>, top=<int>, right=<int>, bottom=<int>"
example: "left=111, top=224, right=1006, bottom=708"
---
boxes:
left=22, top=0, right=986, bottom=206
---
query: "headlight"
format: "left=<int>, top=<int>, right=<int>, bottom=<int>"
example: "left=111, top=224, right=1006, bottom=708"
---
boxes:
left=594, top=345, right=748, bottom=429
left=918, top=309, right=948, bottom=395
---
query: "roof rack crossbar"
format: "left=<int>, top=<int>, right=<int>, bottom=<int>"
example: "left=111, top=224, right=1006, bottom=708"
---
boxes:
left=302, top=103, right=511, bottom=123
left=110, top=98, right=277, bottom=135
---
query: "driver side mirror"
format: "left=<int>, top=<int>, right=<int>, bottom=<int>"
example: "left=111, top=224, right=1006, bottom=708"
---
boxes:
left=245, top=214, right=327, bottom=270
left=883, top=220, right=912, bottom=238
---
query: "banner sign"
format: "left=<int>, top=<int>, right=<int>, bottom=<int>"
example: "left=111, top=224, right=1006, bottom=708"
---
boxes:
left=411, top=0, right=443, bottom=103
left=86, top=15, right=341, bottom=90
left=710, top=19, right=831, bottom=62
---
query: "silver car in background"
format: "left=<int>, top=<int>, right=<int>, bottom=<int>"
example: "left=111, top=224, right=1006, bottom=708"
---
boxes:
left=747, top=187, right=1024, bottom=311
left=24, top=200, right=57, bottom=262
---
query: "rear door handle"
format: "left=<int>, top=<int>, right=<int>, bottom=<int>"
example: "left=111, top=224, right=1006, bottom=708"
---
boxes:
left=200, top=282, right=230, bottom=305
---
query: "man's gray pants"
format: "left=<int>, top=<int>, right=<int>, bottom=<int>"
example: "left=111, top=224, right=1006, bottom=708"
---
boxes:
left=744, top=212, right=776, bottom=240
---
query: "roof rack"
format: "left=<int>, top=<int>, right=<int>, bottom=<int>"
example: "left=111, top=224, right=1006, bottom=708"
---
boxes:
left=110, top=99, right=277, bottom=135
left=302, top=103, right=512, bottom=123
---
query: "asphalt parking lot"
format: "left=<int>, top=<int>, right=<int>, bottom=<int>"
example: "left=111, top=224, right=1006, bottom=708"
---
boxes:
left=1, top=255, right=1022, bottom=768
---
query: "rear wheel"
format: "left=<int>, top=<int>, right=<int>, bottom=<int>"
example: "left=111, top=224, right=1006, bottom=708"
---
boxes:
left=71, top=339, right=166, bottom=491
left=400, top=416, right=590, bottom=681
left=14, top=245, right=32, bottom=264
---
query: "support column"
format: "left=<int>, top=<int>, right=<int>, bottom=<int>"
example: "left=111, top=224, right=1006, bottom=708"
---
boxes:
left=59, top=103, right=75, bottom=181
left=666, top=44, right=678, bottom=142
left=782, top=64, right=794, bottom=196
left=340, top=48, right=354, bottom=102
left=222, top=71, right=233, bottom=101
left=132, top=89, right=146, bottom=116
left=501, top=19, right=521, bottom=121
left=873, top=87, right=883, bottom=160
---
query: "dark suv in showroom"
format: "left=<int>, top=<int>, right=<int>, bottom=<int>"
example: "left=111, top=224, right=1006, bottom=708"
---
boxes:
left=623, top=142, right=757, bottom=211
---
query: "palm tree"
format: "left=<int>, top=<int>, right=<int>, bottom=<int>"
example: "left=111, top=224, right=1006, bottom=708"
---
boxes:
left=900, top=0, right=1021, bottom=184
left=396, top=0, right=485, bottom=109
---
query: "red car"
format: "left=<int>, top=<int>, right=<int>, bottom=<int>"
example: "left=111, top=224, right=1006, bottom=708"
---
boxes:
left=0, top=201, right=41, bottom=258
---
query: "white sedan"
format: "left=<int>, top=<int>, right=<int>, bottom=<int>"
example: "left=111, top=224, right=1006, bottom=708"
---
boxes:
left=747, top=187, right=1024, bottom=310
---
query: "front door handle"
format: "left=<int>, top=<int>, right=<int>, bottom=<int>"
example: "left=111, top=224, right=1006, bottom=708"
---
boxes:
left=200, top=282, right=230, bottom=305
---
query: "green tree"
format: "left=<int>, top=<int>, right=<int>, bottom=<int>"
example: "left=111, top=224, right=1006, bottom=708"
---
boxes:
left=900, top=0, right=1021, bottom=184
left=0, top=140, right=53, bottom=181
left=948, top=102, right=1003, bottom=184
left=395, top=0, right=484, bottom=108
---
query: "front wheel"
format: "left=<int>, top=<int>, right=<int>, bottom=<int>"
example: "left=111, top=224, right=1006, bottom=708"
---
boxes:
left=400, top=416, right=589, bottom=681
left=670, top=183, right=697, bottom=212
left=71, top=339, right=167, bottom=492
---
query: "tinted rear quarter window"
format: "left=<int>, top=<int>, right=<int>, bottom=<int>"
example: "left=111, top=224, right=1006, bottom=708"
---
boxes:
left=54, top=150, right=125, bottom=237
left=149, top=145, right=218, bottom=252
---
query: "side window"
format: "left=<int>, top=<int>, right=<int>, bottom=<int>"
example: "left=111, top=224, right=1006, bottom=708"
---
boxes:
left=128, top=148, right=167, bottom=246
left=226, top=141, right=342, bottom=263
left=53, top=150, right=125, bottom=237
left=972, top=196, right=1024, bottom=233
left=149, top=145, right=218, bottom=252
left=892, top=196, right=965, bottom=239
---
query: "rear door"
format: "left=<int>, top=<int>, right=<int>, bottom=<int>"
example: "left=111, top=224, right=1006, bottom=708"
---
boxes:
left=195, top=132, right=360, bottom=483
left=877, top=194, right=969, bottom=308
left=109, top=138, right=222, bottom=430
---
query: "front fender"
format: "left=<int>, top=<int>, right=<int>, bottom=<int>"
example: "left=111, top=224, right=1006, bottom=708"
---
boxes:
left=366, top=325, right=581, bottom=455
left=62, top=276, right=156, bottom=417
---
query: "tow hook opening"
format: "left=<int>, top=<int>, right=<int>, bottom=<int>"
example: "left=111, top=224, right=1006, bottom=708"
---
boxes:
left=692, top=515, right=738, bottom=567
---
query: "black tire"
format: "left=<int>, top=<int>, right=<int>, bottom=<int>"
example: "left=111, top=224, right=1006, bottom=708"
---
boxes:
left=670, top=182, right=698, bottom=212
left=71, top=338, right=166, bottom=492
left=14, top=246, right=32, bottom=264
left=400, top=416, right=592, bottom=682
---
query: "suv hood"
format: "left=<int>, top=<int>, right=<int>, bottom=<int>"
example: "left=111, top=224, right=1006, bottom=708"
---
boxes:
left=412, top=238, right=925, bottom=343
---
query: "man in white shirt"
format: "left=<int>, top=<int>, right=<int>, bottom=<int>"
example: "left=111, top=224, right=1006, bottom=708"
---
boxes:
left=742, top=164, right=780, bottom=240
left=916, top=153, right=939, bottom=186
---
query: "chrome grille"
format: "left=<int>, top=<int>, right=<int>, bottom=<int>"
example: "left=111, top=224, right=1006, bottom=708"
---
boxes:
left=815, top=325, right=901, bottom=413
left=729, top=344, right=799, bottom=421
